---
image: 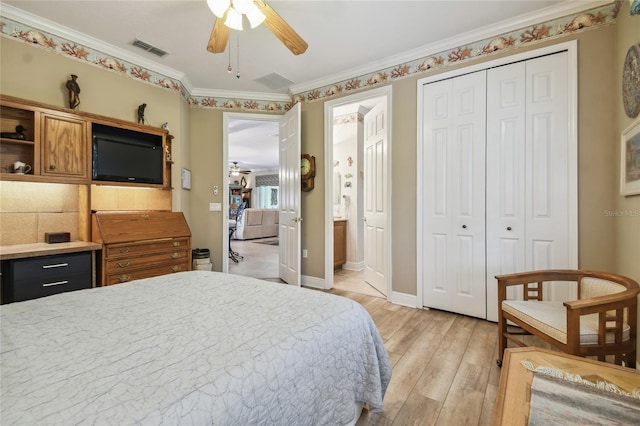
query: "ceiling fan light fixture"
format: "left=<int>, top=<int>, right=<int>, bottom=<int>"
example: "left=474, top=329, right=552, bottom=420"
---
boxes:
left=232, top=0, right=253, bottom=15
left=207, top=0, right=230, bottom=18
left=231, top=162, right=241, bottom=176
left=225, top=7, right=243, bottom=30
left=245, top=4, right=266, bottom=28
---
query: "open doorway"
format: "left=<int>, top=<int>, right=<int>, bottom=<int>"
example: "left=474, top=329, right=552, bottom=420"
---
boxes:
left=324, top=86, right=392, bottom=298
left=222, top=112, right=280, bottom=280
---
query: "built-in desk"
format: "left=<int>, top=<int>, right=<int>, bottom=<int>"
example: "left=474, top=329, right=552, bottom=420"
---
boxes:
left=0, top=241, right=102, bottom=304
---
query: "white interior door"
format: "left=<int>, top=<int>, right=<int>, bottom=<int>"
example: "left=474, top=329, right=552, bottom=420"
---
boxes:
left=422, top=70, right=487, bottom=319
left=278, top=103, right=301, bottom=286
left=363, top=101, right=388, bottom=296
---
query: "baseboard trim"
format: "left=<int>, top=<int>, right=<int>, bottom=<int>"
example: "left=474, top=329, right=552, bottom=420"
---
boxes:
left=301, top=274, right=328, bottom=290
left=390, top=291, right=418, bottom=308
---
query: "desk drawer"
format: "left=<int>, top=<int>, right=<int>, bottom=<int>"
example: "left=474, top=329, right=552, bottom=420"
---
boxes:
left=105, top=238, right=190, bottom=258
left=104, top=260, right=189, bottom=285
left=4, top=252, right=91, bottom=302
left=104, top=249, right=189, bottom=273
left=9, top=252, right=91, bottom=282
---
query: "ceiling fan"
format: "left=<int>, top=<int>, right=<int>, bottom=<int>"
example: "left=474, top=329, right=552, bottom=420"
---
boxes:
left=206, top=0, right=308, bottom=56
left=230, top=161, right=251, bottom=176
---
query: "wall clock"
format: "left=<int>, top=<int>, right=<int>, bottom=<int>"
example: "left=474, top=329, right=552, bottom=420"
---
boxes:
left=301, top=154, right=315, bottom=192
left=622, top=44, right=640, bottom=118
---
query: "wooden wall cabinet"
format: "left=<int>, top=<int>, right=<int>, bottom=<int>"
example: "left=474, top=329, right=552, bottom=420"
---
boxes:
left=41, top=112, right=89, bottom=179
left=92, top=211, right=192, bottom=286
left=1, top=94, right=171, bottom=187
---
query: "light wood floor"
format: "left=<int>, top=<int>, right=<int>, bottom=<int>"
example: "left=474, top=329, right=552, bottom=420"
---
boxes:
left=228, top=238, right=503, bottom=425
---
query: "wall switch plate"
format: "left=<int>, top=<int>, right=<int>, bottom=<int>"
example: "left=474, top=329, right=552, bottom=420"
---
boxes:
left=302, top=249, right=308, bottom=258
left=209, top=202, right=222, bottom=211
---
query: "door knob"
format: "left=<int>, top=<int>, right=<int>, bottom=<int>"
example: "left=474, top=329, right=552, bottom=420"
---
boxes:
left=362, top=217, right=367, bottom=222
left=462, top=225, right=467, bottom=229
left=507, top=227, right=512, bottom=231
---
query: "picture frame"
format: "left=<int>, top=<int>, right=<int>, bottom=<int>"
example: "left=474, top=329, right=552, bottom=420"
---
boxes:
left=181, top=168, right=191, bottom=190
left=620, top=118, right=640, bottom=196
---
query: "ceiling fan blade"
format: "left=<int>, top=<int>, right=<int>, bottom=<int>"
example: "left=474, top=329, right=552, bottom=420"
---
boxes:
left=255, top=0, right=308, bottom=55
left=206, top=14, right=230, bottom=54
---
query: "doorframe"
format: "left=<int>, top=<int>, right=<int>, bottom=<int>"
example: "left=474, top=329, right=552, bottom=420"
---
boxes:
left=416, top=40, right=578, bottom=309
left=221, top=111, right=281, bottom=274
left=323, top=86, right=393, bottom=294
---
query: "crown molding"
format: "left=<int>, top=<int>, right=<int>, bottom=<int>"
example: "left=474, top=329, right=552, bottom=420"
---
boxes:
left=1, top=3, right=186, bottom=82
left=289, top=0, right=613, bottom=94
left=190, top=87, right=291, bottom=102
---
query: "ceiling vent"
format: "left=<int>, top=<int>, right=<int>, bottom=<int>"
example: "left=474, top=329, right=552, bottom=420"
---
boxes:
left=255, top=73, right=294, bottom=90
left=132, top=39, right=169, bottom=57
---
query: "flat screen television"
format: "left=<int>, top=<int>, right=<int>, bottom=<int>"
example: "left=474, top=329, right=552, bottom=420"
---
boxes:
left=92, top=123, right=163, bottom=185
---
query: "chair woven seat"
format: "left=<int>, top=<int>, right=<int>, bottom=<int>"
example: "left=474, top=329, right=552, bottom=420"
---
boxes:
left=502, top=300, right=631, bottom=345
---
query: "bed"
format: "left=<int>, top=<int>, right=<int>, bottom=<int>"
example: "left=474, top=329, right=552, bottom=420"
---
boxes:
left=1, top=270, right=391, bottom=425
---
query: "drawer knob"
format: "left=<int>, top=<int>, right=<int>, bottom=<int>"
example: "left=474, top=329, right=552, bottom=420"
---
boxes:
left=119, top=247, right=130, bottom=254
left=171, top=265, right=182, bottom=272
left=172, top=241, right=180, bottom=247
left=118, top=274, right=131, bottom=283
left=117, top=261, right=130, bottom=268
left=49, top=164, right=57, bottom=170
left=141, top=214, right=150, bottom=220
left=171, top=252, right=181, bottom=259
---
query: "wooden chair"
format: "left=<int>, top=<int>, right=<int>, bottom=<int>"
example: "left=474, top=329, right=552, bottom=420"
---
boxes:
left=496, top=270, right=639, bottom=368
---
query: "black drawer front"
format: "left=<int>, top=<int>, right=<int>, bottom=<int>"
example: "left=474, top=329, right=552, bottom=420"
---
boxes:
left=6, top=252, right=92, bottom=302
left=12, top=272, right=91, bottom=302
left=10, top=252, right=91, bottom=282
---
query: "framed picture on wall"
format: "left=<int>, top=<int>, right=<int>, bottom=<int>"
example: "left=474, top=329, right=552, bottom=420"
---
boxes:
left=621, top=118, right=640, bottom=196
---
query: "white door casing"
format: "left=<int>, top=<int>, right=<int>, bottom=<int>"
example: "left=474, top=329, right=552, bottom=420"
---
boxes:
left=363, top=101, right=389, bottom=296
left=421, top=71, right=487, bottom=318
left=278, top=103, right=301, bottom=286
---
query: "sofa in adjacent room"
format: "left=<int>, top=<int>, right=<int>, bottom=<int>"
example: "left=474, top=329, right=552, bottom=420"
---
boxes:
left=234, top=208, right=279, bottom=240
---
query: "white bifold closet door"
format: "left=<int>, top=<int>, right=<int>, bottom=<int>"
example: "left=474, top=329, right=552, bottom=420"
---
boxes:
left=422, top=51, right=574, bottom=320
left=485, top=52, right=573, bottom=321
left=421, top=70, right=487, bottom=319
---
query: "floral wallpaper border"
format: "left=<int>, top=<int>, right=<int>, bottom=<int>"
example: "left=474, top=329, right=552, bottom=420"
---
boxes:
left=0, top=2, right=619, bottom=112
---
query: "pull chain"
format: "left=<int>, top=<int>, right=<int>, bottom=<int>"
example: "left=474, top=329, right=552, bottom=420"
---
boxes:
left=236, top=33, right=240, bottom=79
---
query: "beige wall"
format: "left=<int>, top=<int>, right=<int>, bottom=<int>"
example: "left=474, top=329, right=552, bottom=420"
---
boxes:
left=301, top=26, right=621, bottom=295
left=614, top=1, right=640, bottom=365
left=0, top=36, right=190, bottom=232
left=615, top=2, right=640, bottom=283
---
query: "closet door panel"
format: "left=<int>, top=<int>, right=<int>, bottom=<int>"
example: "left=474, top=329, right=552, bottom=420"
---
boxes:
left=422, top=71, right=486, bottom=318
left=486, top=62, right=527, bottom=321
left=526, top=53, right=575, bottom=302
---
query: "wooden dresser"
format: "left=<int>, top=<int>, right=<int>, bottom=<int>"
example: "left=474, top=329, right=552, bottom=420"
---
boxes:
left=92, top=211, right=192, bottom=286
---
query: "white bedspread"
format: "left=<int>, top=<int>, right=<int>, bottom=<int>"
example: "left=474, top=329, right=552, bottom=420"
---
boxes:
left=1, top=271, right=391, bottom=425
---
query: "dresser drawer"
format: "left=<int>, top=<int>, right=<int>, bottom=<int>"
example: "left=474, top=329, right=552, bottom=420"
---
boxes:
left=105, top=238, right=190, bottom=258
left=104, top=249, right=189, bottom=273
left=4, top=252, right=92, bottom=302
left=104, top=260, right=190, bottom=286
left=9, top=252, right=91, bottom=282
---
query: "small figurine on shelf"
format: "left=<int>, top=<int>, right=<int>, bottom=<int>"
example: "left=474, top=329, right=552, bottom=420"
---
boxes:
left=137, top=103, right=147, bottom=124
left=65, top=74, right=80, bottom=109
left=1, top=125, right=27, bottom=140
left=161, top=122, right=170, bottom=132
